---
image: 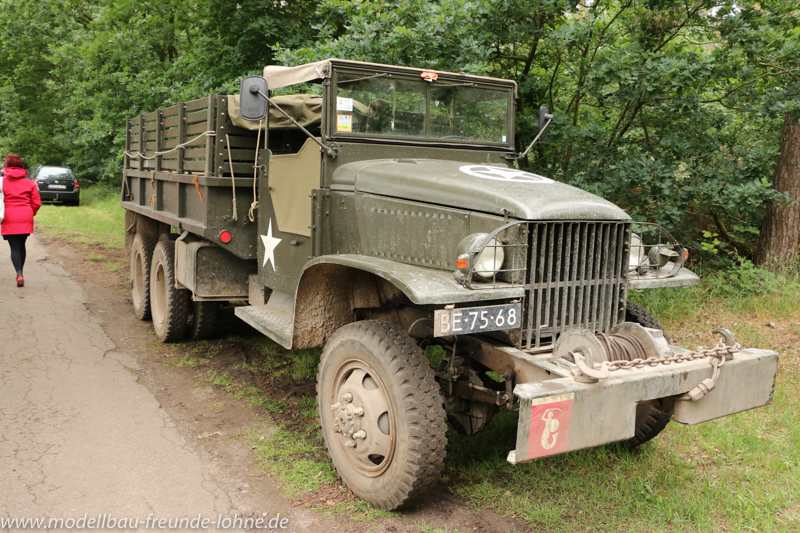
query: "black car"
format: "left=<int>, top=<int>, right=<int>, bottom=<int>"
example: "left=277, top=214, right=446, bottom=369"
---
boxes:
left=29, top=165, right=80, bottom=205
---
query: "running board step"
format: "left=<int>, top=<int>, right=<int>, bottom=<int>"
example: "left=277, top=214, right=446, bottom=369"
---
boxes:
left=235, top=304, right=293, bottom=349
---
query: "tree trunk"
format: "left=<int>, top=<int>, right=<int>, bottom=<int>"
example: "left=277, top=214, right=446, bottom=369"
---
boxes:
left=756, top=112, right=800, bottom=268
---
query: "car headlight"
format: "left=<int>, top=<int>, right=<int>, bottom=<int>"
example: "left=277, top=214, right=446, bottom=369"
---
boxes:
left=456, top=233, right=505, bottom=281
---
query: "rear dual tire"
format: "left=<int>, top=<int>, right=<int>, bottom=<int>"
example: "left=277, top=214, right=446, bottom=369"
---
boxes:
left=150, top=240, right=190, bottom=343
left=130, top=233, right=158, bottom=321
left=187, top=301, right=219, bottom=341
left=130, top=233, right=219, bottom=342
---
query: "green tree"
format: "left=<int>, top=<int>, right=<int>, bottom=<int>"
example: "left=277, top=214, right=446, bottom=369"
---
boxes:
left=278, top=0, right=799, bottom=259
left=0, top=0, right=322, bottom=182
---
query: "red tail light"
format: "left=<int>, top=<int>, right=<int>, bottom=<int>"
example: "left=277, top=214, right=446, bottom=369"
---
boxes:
left=74, top=180, right=80, bottom=190
left=219, top=230, right=232, bottom=243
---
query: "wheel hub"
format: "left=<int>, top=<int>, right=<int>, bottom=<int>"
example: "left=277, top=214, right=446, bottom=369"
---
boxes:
left=332, top=394, right=365, bottom=443
left=329, top=361, right=395, bottom=476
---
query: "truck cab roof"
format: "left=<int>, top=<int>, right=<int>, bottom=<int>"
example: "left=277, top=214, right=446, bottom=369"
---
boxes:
left=254, top=59, right=517, bottom=151
left=262, top=58, right=518, bottom=91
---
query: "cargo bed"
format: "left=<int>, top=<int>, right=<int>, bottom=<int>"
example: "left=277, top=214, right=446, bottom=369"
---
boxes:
left=122, top=94, right=261, bottom=259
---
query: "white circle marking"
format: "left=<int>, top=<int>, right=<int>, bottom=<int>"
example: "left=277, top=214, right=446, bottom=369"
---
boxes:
left=459, top=165, right=554, bottom=184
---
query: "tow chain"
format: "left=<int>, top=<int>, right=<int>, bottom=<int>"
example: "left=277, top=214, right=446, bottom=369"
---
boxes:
left=570, top=337, right=740, bottom=402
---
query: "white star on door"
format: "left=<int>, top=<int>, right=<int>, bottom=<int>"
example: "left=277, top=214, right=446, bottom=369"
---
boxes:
left=261, top=219, right=281, bottom=271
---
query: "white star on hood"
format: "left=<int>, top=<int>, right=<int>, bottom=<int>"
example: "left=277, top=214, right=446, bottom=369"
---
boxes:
left=261, top=219, right=281, bottom=271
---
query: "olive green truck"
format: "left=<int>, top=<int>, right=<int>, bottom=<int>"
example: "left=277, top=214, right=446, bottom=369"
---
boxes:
left=122, top=59, right=779, bottom=510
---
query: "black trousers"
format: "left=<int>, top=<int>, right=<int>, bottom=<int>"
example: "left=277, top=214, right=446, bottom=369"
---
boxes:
left=4, top=234, right=29, bottom=275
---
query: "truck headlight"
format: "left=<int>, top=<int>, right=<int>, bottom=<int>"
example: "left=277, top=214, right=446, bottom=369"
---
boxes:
left=629, top=233, right=644, bottom=269
left=474, top=237, right=505, bottom=279
left=456, top=233, right=505, bottom=280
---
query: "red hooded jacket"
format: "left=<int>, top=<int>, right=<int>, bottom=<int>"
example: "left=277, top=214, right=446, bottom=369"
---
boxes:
left=1, top=167, right=42, bottom=235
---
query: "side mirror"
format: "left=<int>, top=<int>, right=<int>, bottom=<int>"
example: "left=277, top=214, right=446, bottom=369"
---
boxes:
left=239, top=76, right=269, bottom=121
left=538, top=105, right=555, bottom=142
left=510, top=104, right=557, bottom=160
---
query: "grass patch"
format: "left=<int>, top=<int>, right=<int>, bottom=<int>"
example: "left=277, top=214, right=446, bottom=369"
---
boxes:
left=300, top=396, right=318, bottom=420
left=187, top=340, right=220, bottom=358
left=325, top=500, right=396, bottom=521
left=35, top=184, right=125, bottom=248
left=240, top=427, right=337, bottom=497
left=200, top=368, right=287, bottom=413
left=224, top=329, right=321, bottom=382
left=288, top=349, right=321, bottom=380
left=248, top=395, right=287, bottom=413
left=414, top=524, right=461, bottom=533
left=163, top=353, right=205, bottom=369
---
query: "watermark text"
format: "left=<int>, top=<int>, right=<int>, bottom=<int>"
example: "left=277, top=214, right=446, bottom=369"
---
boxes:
left=0, top=513, right=290, bottom=530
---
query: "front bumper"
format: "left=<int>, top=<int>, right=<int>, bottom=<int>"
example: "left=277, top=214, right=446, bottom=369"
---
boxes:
left=507, top=347, right=778, bottom=464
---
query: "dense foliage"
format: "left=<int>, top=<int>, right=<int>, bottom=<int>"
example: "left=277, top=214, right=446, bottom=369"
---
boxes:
left=0, top=0, right=322, bottom=181
left=1, top=0, right=798, bottom=257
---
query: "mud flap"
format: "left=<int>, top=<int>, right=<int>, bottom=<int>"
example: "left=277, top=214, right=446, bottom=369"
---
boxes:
left=507, top=348, right=778, bottom=465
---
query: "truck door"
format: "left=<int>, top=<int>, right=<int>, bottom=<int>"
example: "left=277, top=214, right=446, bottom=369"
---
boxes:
left=257, top=138, right=322, bottom=295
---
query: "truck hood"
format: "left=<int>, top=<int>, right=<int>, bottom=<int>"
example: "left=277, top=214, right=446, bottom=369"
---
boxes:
left=332, top=159, right=629, bottom=221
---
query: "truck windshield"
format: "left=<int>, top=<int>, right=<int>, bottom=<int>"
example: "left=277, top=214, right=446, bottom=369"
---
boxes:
left=334, top=72, right=510, bottom=144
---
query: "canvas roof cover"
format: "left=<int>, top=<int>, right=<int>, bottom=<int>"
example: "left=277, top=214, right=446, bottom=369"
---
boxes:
left=263, top=59, right=517, bottom=90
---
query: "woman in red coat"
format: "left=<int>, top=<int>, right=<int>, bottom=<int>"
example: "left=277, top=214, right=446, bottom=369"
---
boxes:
left=1, top=154, right=42, bottom=287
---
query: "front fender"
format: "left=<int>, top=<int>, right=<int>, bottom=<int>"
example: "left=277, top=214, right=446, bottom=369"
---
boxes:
left=301, top=254, right=524, bottom=305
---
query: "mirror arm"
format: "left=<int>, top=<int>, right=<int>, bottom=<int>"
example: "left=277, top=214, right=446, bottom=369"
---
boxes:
left=506, top=115, right=553, bottom=161
left=255, top=89, right=336, bottom=158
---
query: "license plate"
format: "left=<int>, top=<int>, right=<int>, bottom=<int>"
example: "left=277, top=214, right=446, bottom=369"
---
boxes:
left=48, top=184, right=67, bottom=189
left=434, top=303, right=521, bottom=337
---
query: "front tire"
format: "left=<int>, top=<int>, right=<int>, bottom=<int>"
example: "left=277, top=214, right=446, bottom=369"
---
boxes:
left=150, top=240, right=190, bottom=343
left=623, top=301, right=672, bottom=447
left=625, top=301, right=670, bottom=342
left=130, top=233, right=158, bottom=320
left=624, top=401, right=672, bottom=448
left=317, top=320, right=447, bottom=510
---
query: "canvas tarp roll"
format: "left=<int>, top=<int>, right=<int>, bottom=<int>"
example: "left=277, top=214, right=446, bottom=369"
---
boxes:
left=263, top=60, right=333, bottom=90
left=228, top=94, right=322, bottom=131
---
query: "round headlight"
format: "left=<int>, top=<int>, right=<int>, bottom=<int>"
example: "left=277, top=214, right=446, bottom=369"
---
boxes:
left=455, top=233, right=507, bottom=281
left=473, top=237, right=505, bottom=280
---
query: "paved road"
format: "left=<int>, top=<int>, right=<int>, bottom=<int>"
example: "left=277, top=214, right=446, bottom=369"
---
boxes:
left=0, top=236, right=261, bottom=531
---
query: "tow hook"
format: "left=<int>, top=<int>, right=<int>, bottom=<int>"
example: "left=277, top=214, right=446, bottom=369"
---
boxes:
left=502, top=369, right=518, bottom=411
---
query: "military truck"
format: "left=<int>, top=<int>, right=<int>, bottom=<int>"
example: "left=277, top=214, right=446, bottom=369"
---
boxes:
left=122, top=59, right=779, bottom=511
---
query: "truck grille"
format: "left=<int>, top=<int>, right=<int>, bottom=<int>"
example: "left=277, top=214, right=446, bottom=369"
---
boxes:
left=523, top=221, right=630, bottom=349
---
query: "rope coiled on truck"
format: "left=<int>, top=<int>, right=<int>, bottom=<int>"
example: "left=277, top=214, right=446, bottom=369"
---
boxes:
left=126, top=131, right=217, bottom=206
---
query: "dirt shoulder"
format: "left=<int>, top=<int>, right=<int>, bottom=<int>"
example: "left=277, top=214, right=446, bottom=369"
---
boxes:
left=37, top=233, right=521, bottom=533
